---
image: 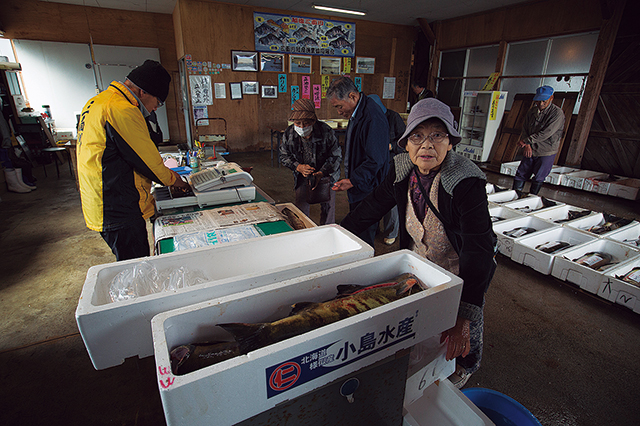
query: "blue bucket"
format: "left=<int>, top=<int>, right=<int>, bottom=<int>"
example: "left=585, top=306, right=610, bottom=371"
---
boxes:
left=462, top=388, right=542, bottom=426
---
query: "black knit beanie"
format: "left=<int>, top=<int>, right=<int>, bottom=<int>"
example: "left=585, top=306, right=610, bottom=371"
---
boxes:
left=126, top=60, right=171, bottom=102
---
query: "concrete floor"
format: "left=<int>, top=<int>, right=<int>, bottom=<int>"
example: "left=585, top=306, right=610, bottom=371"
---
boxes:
left=0, top=150, right=639, bottom=426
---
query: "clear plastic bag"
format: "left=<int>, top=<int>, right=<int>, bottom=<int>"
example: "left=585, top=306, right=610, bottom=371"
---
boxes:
left=108, top=261, right=207, bottom=302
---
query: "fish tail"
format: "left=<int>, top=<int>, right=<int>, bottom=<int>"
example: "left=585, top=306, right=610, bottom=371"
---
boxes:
left=218, top=322, right=268, bottom=353
left=396, top=275, right=423, bottom=296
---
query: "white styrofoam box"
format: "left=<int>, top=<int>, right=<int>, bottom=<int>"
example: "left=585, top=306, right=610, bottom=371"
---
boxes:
left=582, top=174, right=617, bottom=194
left=487, top=190, right=519, bottom=204
left=510, top=227, right=597, bottom=275
left=608, top=178, right=640, bottom=200
left=531, top=204, right=595, bottom=225
left=502, top=195, right=564, bottom=214
left=564, top=213, right=638, bottom=238
left=605, top=222, right=640, bottom=249
left=489, top=206, right=527, bottom=224
left=544, top=166, right=579, bottom=185
left=76, top=225, right=373, bottom=370
left=403, top=380, right=494, bottom=426
left=560, top=170, right=603, bottom=190
left=597, top=257, right=640, bottom=312
left=500, top=161, right=520, bottom=177
left=151, top=250, right=463, bottom=426
left=551, top=239, right=640, bottom=294
left=492, top=216, right=559, bottom=257
left=404, top=336, right=455, bottom=408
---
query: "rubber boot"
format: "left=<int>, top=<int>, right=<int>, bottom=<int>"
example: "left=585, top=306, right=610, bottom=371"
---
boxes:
left=529, top=181, right=543, bottom=195
left=4, top=169, right=31, bottom=193
left=512, top=179, right=525, bottom=198
left=15, top=168, right=36, bottom=190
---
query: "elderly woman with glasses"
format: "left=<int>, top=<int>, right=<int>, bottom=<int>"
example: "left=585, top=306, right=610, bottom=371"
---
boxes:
left=341, top=98, right=497, bottom=388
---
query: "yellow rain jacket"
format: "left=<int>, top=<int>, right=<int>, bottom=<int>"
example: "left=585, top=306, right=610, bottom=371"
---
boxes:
left=77, top=81, right=176, bottom=232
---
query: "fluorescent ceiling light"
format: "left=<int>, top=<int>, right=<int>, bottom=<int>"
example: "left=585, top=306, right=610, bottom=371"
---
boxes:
left=312, top=4, right=366, bottom=16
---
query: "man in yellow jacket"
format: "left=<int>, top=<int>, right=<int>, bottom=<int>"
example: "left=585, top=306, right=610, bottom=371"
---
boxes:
left=77, top=60, right=190, bottom=261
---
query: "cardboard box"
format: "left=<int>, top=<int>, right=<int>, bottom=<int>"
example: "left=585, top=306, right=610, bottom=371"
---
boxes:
left=544, top=166, right=580, bottom=185
left=403, top=380, right=494, bottom=426
left=560, top=170, right=603, bottom=190
left=76, top=225, right=373, bottom=370
left=597, top=258, right=640, bottom=312
left=604, top=222, right=640, bottom=249
left=510, top=227, right=597, bottom=275
left=500, top=161, right=520, bottom=177
left=487, top=190, right=519, bottom=204
left=607, top=178, right=640, bottom=200
left=531, top=204, right=595, bottom=225
left=551, top=239, right=640, bottom=293
left=564, top=213, right=638, bottom=238
left=502, top=196, right=564, bottom=214
left=492, top=216, right=559, bottom=257
left=489, top=206, right=527, bottom=224
left=151, top=250, right=463, bottom=426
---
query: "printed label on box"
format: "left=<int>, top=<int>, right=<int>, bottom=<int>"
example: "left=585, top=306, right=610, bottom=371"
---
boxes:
left=265, top=313, right=417, bottom=398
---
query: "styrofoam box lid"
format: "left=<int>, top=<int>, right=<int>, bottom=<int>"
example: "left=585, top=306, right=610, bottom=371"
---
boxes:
left=151, top=250, right=463, bottom=426
left=563, top=170, right=604, bottom=179
left=502, top=196, right=564, bottom=214
left=403, top=380, right=495, bottom=426
left=564, top=213, right=638, bottom=237
left=76, top=225, right=374, bottom=370
left=489, top=206, right=527, bottom=223
left=487, top=190, right=519, bottom=204
left=598, top=257, right=640, bottom=310
left=551, top=239, right=640, bottom=293
left=531, top=204, right=594, bottom=224
left=605, top=222, right=640, bottom=249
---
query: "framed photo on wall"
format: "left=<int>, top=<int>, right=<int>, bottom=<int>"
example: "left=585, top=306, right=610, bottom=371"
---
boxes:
left=242, top=81, right=259, bottom=95
left=320, top=57, right=341, bottom=75
left=356, top=57, right=375, bottom=74
left=260, top=53, right=285, bottom=72
left=232, top=51, right=258, bottom=72
left=229, top=82, right=243, bottom=100
left=289, top=55, right=312, bottom=74
left=261, top=85, right=278, bottom=98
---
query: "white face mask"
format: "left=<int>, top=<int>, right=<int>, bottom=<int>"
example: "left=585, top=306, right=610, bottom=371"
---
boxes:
left=294, top=125, right=313, bottom=138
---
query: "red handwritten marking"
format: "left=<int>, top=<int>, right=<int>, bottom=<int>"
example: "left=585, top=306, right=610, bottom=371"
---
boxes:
left=158, top=366, right=171, bottom=375
left=159, top=377, right=175, bottom=389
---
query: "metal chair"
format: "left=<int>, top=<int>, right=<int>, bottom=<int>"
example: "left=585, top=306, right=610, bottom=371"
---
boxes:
left=41, top=146, right=73, bottom=178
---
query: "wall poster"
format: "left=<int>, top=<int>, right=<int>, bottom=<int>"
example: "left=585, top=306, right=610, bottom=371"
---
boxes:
left=253, top=12, right=355, bottom=57
left=189, top=75, right=213, bottom=105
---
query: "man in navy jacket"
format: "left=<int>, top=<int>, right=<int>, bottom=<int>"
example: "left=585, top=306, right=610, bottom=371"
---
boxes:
left=327, top=77, right=389, bottom=246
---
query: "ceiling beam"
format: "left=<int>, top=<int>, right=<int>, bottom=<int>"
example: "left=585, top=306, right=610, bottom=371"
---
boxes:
left=416, top=18, right=436, bottom=45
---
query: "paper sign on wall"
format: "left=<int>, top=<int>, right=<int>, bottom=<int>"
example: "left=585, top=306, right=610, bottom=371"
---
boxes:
left=343, top=57, right=352, bottom=74
left=291, top=85, right=300, bottom=109
left=278, top=74, right=287, bottom=93
left=313, top=85, right=321, bottom=108
left=321, top=75, right=330, bottom=98
left=214, top=83, right=226, bottom=99
left=302, top=76, right=311, bottom=99
left=354, top=77, right=362, bottom=92
left=383, top=77, right=396, bottom=99
left=189, top=75, right=213, bottom=105
left=194, top=105, right=208, bottom=126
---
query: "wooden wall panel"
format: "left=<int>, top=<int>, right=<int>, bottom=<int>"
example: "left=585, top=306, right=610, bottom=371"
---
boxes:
left=438, top=0, right=602, bottom=51
left=0, top=0, right=183, bottom=142
left=175, top=0, right=416, bottom=152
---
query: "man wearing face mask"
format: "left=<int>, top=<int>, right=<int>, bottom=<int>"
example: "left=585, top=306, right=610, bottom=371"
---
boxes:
left=512, top=85, right=565, bottom=196
left=279, top=98, right=342, bottom=225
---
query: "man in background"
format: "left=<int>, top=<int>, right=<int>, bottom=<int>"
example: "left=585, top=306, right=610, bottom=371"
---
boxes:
left=411, top=79, right=434, bottom=105
left=77, top=59, right=190, bottom=261
left=512, top=85, right=565, bottom=196
left=327, top=76, right=389, bottom=247
left=279, top=98, right=342, bottom=225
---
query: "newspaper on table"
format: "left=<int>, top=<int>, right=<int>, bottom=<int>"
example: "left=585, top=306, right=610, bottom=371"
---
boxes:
left=153, top=202, right=284, bottom=245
